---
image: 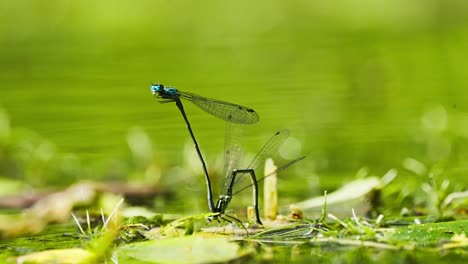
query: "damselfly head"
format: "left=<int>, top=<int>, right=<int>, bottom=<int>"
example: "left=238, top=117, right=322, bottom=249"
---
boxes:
left=150, top=84, right=164, bottom=94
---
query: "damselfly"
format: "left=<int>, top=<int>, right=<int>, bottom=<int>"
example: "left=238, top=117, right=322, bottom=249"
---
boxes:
left=150, top=84, right=259, bottom=212
left=212, top=125, right=305, bottom=225
left=151, top=84, right=259, bottom=124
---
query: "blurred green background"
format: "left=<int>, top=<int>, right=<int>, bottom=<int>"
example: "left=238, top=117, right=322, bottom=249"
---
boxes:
left=1, top=0, right=468, bottom=208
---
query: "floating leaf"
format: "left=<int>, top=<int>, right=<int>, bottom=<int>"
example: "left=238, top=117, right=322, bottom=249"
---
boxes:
left=16, top=248, right=95, bottom=264
left=384, top=220, right=468, bottom=247
left=117, top=235, right=244, bottom=263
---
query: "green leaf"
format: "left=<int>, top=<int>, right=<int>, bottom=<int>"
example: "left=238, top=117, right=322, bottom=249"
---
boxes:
left=117, top=235, right=243, bottom=263
left=16, top=248, right=95, bottom=264
left=384, top=220, right=468, bottom=247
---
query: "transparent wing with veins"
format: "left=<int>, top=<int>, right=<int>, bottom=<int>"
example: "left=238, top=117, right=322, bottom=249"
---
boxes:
left=224, top=129, right=290, bottom=194
left=179, top=91, right=259, bottom=124
left=222, top=122, right=245, bottom=193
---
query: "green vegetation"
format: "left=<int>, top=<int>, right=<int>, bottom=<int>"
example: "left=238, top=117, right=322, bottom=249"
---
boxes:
left=2, top=0, right=468, bottom=263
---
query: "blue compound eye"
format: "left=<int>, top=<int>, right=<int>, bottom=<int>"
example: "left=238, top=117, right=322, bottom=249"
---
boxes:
left=150, top=84, right=164, bottom=92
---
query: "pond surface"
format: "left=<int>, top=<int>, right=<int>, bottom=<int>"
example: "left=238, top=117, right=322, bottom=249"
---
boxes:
left=2, top=1, right=468, bottom=178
